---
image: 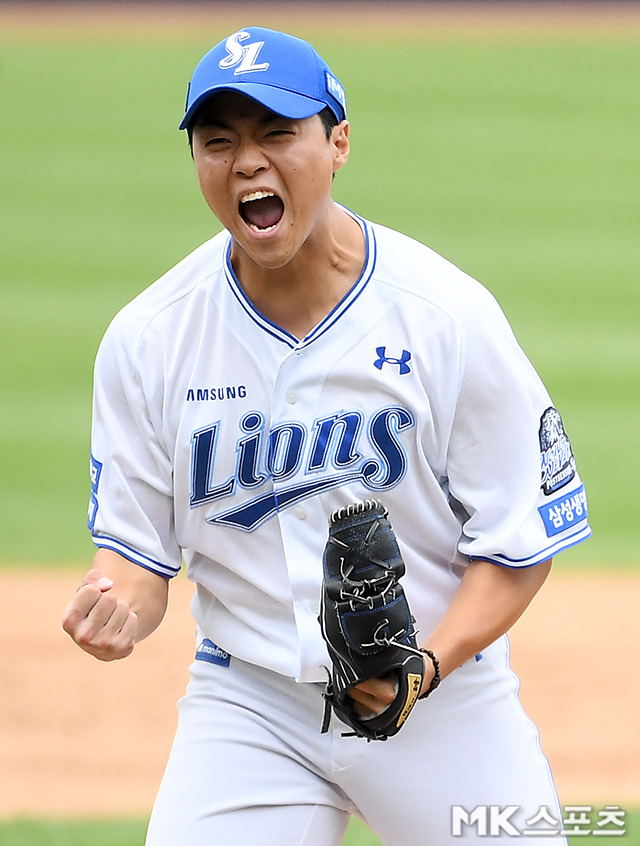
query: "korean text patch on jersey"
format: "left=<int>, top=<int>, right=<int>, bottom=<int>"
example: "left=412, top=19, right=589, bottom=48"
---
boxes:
left=538, top=484, right=588, bottom=538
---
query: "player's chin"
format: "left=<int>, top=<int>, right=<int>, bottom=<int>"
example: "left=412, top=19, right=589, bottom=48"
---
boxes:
left=234, top=225, right=300, bottom=269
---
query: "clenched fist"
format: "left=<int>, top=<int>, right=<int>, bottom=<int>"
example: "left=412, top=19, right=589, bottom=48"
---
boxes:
left=62, top=568, right=139, bottom=661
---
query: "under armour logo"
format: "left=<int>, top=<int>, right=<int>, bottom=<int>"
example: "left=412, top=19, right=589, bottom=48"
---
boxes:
left=219, top=31, right=270, bottom=75
left=373, top=347, right=412, bottom=375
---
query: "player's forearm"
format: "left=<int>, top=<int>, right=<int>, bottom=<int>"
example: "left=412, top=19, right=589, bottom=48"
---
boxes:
left=422, top=558, right=552, bottom=681
left=91, top=548, right=169, bottom=641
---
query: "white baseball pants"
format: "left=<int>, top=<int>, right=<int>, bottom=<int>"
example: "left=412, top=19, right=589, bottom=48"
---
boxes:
left=145, top=636, right=567, bottom=846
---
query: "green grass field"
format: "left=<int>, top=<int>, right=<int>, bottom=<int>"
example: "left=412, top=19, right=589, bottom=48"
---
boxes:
left=0, top=810, right=636, bottom=846
left=1, top=16, right=638, bottom=569
left=0, top=816, right=385, bottom=846
left=0, top=5, right=638, bottom=844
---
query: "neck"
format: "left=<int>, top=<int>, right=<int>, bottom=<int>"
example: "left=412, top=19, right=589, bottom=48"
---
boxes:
left=230, top=206, right=365, bottom=340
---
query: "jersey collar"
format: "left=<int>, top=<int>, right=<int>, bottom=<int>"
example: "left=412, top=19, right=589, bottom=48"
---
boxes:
left=223, top=208, right=376, bottom=351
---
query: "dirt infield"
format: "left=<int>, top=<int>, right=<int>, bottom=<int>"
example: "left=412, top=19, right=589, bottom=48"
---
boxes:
left=0, top=570, right=638, bottom=818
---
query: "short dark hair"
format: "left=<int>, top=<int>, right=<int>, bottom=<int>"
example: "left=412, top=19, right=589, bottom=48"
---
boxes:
left=318, top=106, right=339, bottom=140
left=186, top=103, right=340, bottom=152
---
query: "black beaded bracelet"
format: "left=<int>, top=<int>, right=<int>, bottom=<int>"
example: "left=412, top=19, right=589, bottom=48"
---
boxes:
left=419, top=648, right=441, bottom=699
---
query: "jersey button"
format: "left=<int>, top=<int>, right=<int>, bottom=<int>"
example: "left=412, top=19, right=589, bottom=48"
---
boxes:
left=293, top=506, right=307, bottom=520
left=286, top=390, right=298, bottom=404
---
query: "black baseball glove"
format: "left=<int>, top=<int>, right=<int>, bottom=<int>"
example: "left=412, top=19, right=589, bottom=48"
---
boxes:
left=319, top=499, right=439, bottom=741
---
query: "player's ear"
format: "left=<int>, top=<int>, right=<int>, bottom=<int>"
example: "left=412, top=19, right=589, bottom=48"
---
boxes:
left=331, top=120, right=350, bottom=174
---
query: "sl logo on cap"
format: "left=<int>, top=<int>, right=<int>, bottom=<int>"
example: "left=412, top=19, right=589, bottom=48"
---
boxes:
left=219, top=31, right=270, bottom=75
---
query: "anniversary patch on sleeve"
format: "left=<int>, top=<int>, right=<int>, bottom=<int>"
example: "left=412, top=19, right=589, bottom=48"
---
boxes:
left=539, top=407, right=576, bottom=495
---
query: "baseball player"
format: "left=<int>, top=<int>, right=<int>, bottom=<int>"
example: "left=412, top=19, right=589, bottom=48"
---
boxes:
left=62, top=26, right=591, bottom=845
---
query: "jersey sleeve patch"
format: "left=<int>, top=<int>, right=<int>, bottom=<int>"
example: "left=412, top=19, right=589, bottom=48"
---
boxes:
left=538, top=484, right=588, bottom=538
left=87, top=452, right=103, bottom=532
left=539, top=407, right=576, bottom=495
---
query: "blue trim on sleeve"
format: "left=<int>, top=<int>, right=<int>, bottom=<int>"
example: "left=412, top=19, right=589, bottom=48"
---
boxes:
left=92, top=534, right=181, bottom=579
left=469, top=523, right=592, bottom=569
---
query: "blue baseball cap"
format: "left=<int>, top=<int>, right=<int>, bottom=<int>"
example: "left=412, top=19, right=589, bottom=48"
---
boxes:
left=179, top=26, right=347, bottom=130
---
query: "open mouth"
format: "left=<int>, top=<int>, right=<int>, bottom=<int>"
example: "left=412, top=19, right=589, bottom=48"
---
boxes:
left=239, top=191, right=285, bottom=233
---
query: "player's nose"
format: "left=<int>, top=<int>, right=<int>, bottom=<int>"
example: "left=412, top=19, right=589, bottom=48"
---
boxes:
left=233, top=140, right=269, bottom=177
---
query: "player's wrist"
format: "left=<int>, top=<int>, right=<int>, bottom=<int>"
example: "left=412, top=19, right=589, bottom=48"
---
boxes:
left=418, top=648, right=441, bottom=700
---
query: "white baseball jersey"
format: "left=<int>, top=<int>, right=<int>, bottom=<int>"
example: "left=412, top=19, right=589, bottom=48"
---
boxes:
left=89, top=208, right=591, bottom=682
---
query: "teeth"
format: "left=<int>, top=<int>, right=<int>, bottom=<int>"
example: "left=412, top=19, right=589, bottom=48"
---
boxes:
left=248, top=223, right=277, bottom=233
left=241, top=190, right=275, bottom=203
